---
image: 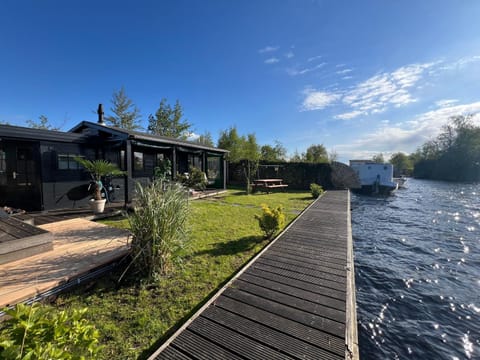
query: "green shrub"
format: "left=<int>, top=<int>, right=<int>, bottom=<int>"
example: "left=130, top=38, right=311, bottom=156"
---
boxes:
left=177, top=166, right=207, bottom=191
left=154, top=158, right=172, bottom=181
left=0, top=303, right=101, bottom=359
left=127, top=180, right=190, bottom=280
left=255, top=204, right=285, bottom=239
left=310, top=183, right=324, bottom=198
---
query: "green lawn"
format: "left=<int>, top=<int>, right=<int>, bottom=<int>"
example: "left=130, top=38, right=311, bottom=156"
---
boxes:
left=55, top=189, right=313, bottom=359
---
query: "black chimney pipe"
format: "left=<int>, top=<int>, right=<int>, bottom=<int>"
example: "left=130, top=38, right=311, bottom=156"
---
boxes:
left=97, top=103, right=105, bottom=125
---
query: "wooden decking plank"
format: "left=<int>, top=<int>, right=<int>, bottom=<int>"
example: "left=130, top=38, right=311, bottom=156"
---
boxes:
left=214, top=295, right=345, bottom=356
left=171, top=330, right=244, bottom=360
left=244, top=267, right=347, bottom=302
left=189, top=316, right=295, bottom=359
left=0, top=218, right=45, bottom=240
left=249, top=263, right=346, bottom=298
left=253, top=258, right=345, bottom=290
left=275, top=237, right=348, bottom=255
left=153, top=346, right=193, bottom=360
left=202, top=306, right=343, bottom=360
left=281, top=236, right=348, bottom=253
left=239, top=272, right=346, bottom=311
left=260, top=252, right=346, bottom=277
left=264, top=248, right=347, bottom=273
left=267, top=244, right=347, bottom=270
left=223, top=287, right=345, bottom=337
left=233, top=279, right=345, bottom=323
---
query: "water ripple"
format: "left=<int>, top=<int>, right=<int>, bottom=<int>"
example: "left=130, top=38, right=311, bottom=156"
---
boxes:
left=353, top=179, right=480, bottom=360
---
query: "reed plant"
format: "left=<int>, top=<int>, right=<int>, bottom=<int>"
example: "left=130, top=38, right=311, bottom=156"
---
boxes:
left=126, top=180, right=190, bottom=280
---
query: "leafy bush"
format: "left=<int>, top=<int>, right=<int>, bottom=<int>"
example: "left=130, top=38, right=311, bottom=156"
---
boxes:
left=310, top=183, right=324, bottom=198
left=177, top=166, right=208, bottom=191
left=0, top=303, right=101, bottom=359
left=154, top=158, right=172, bottom=181
left=127, top=180, right=190, bottom=279
left=255, top=204, right=285, bottom=239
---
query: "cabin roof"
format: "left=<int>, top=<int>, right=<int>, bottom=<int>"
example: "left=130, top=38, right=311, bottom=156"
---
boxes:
left=70, top=121, right=229, bottom=153
left=0, top=124, right=89, bottom=143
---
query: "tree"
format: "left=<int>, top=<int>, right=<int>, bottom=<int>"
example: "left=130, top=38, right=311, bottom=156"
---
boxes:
left=372, top=153, right=385, bottom=163
left=289, top=149, right=304, bottom=162
left=218, top=126, right=261, bottom=193
left=194, top=131, right=214, bottom=147
left=413, top=114, right=480, bottom=181
left=105, top=87, right=142, bottom=130
left=328, top=149, right=339, bottom=163
left=217, top=126, right=243, bottom=161
left=261, top=141, right=287, bottom=162
left=389, top=152, right=413, bottom=176
left=305, top=144, right=329, bottom=163
left=148, top=99, right=192, bottom=139
left=242, top=134, right=261, bottom=193
left=26, top=115, right=59, bottom=130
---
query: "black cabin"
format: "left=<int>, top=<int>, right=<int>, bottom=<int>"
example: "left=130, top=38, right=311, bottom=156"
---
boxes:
left=0, top=120, right=227, bottom=211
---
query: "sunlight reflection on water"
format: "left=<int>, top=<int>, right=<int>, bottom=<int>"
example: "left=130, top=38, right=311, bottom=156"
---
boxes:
left=353, top=179, right=480, bottom=359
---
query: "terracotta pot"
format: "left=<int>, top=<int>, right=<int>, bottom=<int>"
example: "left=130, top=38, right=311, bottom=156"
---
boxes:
left=90, top=199, right=106, bottom=214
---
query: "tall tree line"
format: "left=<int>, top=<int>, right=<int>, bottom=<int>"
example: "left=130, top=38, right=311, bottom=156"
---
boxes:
left=412, top=115, right=480, bottom=181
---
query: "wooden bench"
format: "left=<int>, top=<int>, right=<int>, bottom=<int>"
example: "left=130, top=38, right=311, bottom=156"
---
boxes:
left=252, top=179, right=288, bottom=193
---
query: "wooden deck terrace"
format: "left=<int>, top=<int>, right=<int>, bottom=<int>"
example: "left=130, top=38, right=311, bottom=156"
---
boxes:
left=0, top=218, right=131, bottom=308
left=149, top=190, right=359, bottom=360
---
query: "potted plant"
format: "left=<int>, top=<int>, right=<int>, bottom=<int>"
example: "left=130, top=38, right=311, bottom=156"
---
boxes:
left=74, top=157, right=125, bottom=213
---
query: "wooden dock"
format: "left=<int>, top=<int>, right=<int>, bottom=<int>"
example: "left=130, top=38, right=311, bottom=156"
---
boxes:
left=149, top=190, right=358, bottom=360
left=0, top=218, right=131, bottom=307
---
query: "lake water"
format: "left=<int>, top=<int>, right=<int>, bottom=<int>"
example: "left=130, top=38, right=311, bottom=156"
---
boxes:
left=352, top=179, right=480, bottom=359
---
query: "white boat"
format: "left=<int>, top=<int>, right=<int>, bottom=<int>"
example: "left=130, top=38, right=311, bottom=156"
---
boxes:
left=349, top=160, right=398, bottom=195
left=394, top=176, right=408, bottom=188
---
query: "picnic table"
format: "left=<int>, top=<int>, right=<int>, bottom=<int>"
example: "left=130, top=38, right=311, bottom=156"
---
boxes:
left=251, top=178, right=288, bottom=193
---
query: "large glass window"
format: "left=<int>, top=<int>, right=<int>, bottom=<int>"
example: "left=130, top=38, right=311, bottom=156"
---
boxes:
left=57, top=154, right=83, bottom=170
left=120, top=150, right=126, bottom=171
left=0, top=149, right=6, bottom=172
left=188, top=154, right=203, bottom=170
left=134, top=152, right=143, bottom=171
left=207, top=156, right=221, bottom=180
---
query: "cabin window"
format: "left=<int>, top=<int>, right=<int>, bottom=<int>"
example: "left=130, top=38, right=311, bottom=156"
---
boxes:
left=156, top=153, right=164, bottom=165
left=57, top=154, right=83, bottom=170
left=134, top=152, right=143, bottom=171
left=384, top=166, right=388, bottom=170
left=120, top=150, right=126, bottom=171
left=207, top=156, right=221, bottom=180
left=188, top=154, right=202, bottom=170
left=0, top=149, right=5, bottom=172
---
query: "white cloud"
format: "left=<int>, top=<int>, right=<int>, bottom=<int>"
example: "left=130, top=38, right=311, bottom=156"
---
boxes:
left=287, top=62, right=326, bottom=76
left=435, top=99, right=458, bottom=108
left=264, top=57, right=280, bottom=64
left=301, top=88, right=340, bottom=111
left=258, top=45, right=279, bottom=53
left=335, top=101, right=480, bottom=161
left=336, top=68, right=352, bottom=75
left=334, top=110, right=364, bottom=120
left=307, top=55, right=323, bottom=62
left=338, top=62, right=435, bottom=117
left=342, top=76, right=353, bottom=80
left=285, top=51, right=294, bottom=59
left=187, top=132, right=200, bottom=141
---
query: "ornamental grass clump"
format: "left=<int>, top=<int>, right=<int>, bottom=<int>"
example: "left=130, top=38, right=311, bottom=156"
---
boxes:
left=127, top=180, right=190, bottom=280
left=0, top=303, right=101, bottom=359
left=310, top=183, right=324, bottom=198
left=255, top=204, right=285, bottom=239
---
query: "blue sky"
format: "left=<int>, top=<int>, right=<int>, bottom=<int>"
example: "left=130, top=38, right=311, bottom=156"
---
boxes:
left=1, top=0, right=480, bottom=163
